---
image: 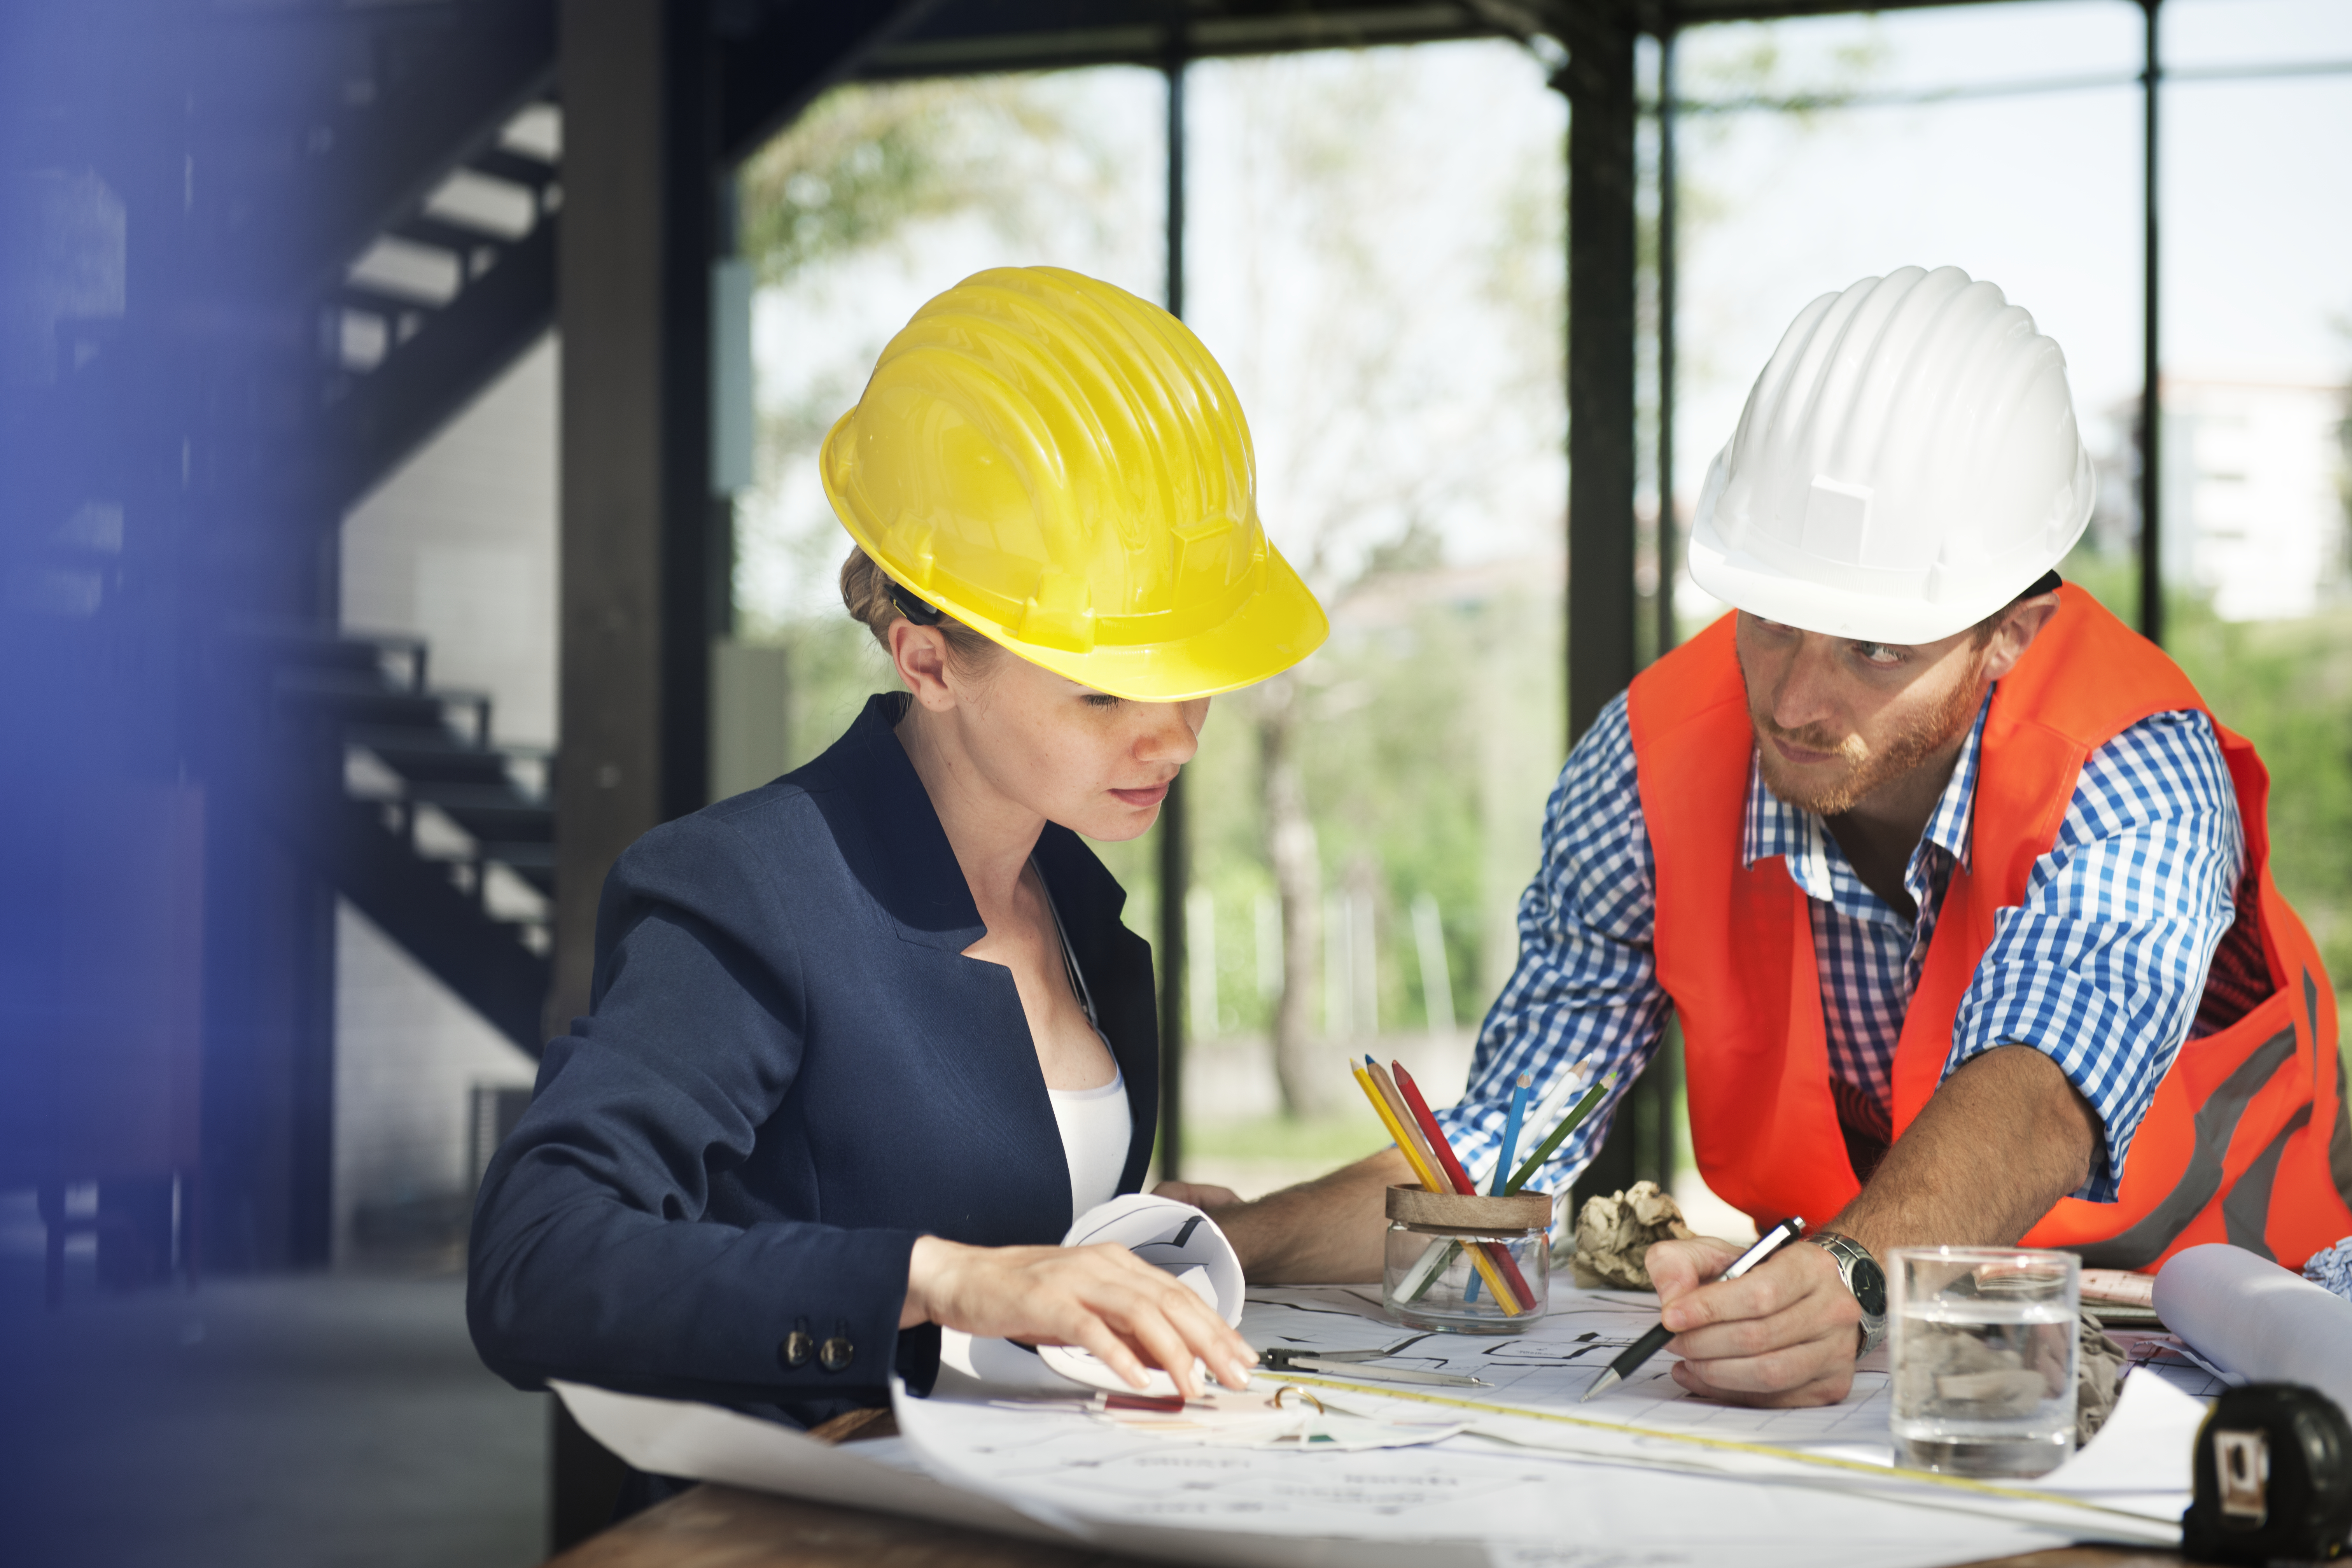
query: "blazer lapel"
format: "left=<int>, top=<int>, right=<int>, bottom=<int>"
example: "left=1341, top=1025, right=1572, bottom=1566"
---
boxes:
left=1034, top=824, right=1160, bottom=1194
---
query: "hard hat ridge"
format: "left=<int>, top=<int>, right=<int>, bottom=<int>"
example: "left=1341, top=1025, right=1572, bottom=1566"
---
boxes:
left=821, top=266, right=1326, bottom=700
left=1689, top=264, right=2093, bottom=645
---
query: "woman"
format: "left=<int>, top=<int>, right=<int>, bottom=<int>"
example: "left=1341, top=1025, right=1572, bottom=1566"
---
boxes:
left=468, top=268, right=1328, bottom=1437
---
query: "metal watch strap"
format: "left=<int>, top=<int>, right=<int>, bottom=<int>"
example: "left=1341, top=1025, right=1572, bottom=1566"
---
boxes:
left=1808, top=1230, right=1888, bottom=1356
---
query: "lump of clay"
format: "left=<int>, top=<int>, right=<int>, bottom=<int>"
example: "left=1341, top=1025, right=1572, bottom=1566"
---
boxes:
left=1570, top=1181, right=1697, bottom=1290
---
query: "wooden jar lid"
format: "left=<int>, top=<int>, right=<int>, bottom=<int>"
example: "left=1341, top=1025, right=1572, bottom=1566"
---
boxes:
left=1386, top=1185, right=1553, bottom=1231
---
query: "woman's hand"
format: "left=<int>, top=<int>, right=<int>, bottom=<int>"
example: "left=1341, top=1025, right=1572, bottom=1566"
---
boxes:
left=902, top=1236, right=1256, bottom=1398
left=1151, top=1179, right=1243, bottom=1211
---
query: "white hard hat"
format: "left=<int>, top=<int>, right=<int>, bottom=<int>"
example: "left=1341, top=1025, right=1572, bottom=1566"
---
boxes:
left=1687, top=265, right=2092, bottom=645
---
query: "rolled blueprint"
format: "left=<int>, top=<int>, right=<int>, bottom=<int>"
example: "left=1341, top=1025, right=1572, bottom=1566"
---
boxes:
left=939, top=1194, right=1246, bottom=1398
left=2151, top=1242, right=2352, bottom=1413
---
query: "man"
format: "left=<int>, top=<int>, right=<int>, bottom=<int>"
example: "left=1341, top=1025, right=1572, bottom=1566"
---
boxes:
left=1169, top=266, right=2352, bottom=1406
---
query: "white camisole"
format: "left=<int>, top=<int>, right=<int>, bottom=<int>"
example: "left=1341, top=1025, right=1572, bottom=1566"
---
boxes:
left=1039, top=869, right=1132, bottom=1217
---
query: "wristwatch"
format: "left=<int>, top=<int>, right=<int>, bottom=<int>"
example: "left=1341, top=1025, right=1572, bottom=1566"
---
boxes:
left=1808, top=1231, right=1888, bottom=1356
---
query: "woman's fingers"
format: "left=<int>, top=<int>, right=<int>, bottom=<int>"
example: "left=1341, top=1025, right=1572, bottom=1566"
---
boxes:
left=907, top=1238, right=1258, bottom=1395
left=1062, top=1306, right=1156, bottom=1390
left=1076, top=1247, right=1229, bottom=1396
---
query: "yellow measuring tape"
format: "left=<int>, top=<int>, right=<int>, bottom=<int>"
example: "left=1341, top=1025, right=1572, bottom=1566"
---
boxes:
left=1270, top=1371, right=2177, bottom=1531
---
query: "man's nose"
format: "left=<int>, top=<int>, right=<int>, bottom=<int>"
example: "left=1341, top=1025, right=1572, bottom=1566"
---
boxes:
left=1768, top=636, right=1844, bottom=731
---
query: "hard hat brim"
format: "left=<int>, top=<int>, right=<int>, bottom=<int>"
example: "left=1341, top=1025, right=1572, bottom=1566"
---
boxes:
left=1686, top=523, right=2080, bottom=646
left=843, top=506, right=1331, bottom=702
left=995, top=542, right=1331, bottom=702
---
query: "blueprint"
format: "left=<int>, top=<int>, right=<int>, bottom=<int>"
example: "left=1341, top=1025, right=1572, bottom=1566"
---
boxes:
left=880, top=1284, right=2185, bottom=1563
left=558, top=1281, right=2198, bottom=1568
left=1242, top=1285, right=1898, bottom=1456
left=889, top=1381, right=2083, bottom=1568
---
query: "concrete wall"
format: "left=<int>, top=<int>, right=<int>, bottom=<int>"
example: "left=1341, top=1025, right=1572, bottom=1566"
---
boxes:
left=333, top=903, right=536, bottom=1266
left=334, top=336, right=558, bottom=1263
left=344, top=335, right=561, bottom=749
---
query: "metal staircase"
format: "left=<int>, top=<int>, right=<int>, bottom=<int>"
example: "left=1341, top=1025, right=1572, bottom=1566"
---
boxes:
left=238, top=0, right=564, bottom=1054
left=242, top=628, right=555, bottom=1052
left=301, top=4, right=562, bottom=520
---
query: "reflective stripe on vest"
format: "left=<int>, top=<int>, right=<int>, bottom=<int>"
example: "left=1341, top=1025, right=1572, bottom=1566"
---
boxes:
left=1626, top=586, right=2352, bottom=1273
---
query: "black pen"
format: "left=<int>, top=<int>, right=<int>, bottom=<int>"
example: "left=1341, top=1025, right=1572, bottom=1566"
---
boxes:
left=1580, top=1217, right=1807, bottom=1402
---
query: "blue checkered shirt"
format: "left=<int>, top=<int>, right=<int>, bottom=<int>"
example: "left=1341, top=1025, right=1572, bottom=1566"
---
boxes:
left=1432, top=689, right=2244, bottom=1209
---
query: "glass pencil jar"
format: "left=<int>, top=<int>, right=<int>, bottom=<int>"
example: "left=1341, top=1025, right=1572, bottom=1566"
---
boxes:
left=1382, top=1186, right=1552, bottom=1333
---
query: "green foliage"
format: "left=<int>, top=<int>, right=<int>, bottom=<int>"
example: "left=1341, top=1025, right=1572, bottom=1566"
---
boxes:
left=2062, top=543, right=2352, bottom=980
left=737, top=79, right=1080, bottom=285
left=1183, top=1106, right=1389, bottom=1166
left=2171, top=608, right=2352, bottom=977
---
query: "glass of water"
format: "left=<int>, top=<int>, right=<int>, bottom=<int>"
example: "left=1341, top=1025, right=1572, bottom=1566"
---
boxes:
left=1889, top=1247, right=2079, bottom=1478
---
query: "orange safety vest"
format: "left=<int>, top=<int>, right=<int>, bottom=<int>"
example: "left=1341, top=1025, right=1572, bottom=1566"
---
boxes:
left=1626, top=586, right=2352, bottom=1272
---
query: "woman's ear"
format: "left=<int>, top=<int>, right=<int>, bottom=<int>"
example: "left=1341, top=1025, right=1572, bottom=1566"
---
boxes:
left=889, top=620, right=957, bottom=711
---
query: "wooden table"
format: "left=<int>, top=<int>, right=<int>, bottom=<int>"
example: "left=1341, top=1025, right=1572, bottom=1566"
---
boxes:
left=547, top=1483, right=2185, bottom=1568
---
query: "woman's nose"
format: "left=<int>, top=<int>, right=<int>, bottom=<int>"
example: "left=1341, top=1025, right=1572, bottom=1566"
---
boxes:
left=1136, top=701, right=1205, bottom=766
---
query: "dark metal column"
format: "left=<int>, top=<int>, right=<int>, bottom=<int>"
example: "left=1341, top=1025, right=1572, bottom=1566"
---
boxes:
left=660, top=2, right=724, bottom=819
left=1157, top=42, right=1189, bottom=1183
left=1655, top=23, right=1680, bottom=660
left=2137, top=0, right=2164, bottom=645
left=1558, top=5, right=1640, bottom=742
left=1556, top=5, right=1672, bottom=1208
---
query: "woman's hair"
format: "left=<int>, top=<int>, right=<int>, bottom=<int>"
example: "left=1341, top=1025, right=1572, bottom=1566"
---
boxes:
left=838, top=546, right=1001, bottom=674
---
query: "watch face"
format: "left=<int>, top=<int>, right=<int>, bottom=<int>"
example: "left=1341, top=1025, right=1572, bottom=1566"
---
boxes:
left=1851, top=1256, right=1888, bottom=1319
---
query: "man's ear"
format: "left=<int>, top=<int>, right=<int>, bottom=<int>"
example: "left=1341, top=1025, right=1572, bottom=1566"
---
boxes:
left=1979, top=592, right=2062, bottom=682
left=888, top=620, right=956, bottom=711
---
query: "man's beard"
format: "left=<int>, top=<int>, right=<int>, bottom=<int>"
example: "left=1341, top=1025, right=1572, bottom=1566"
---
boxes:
left=1750, top=659, right=1988, bottom=818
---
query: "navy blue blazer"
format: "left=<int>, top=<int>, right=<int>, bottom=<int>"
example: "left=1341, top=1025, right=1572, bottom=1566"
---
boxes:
left=467, top=693, right=1160, bottom=1426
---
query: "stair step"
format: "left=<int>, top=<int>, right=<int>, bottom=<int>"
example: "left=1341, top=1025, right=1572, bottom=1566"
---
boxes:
left=229, top=629, right=427, bottom=682
left=469, top=147, right=558, bottom=190
left=430, top=801, right=553, bottom=846
left=390, top=214, right=513, bottom=264
left=478, top=841, right=555, bottom=898
left=357, top=743, right=522, bottom=788
left=405, top=778, right=547, bottom=809
left=278, top=673, right=486, bottom=733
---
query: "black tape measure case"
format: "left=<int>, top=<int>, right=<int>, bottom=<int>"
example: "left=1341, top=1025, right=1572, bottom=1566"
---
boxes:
left=2183, top=1383, right=2352, bottom=1564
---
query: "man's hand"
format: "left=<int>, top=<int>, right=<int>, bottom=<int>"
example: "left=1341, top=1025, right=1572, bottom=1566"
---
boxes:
left=1152, top=1180, right=1243, bottom=1212
left=1645, top=1236, right=1862, bottom=1407
left=901, top=1236, right=1256, bottom=1399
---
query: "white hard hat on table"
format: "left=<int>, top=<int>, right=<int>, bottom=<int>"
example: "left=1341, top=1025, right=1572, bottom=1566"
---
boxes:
left=1687, top=265, right=2093, bottom=646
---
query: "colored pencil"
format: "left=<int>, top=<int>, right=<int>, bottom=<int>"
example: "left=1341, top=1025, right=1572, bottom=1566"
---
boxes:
left=1492, top=1073, right=1532, bottom=1196
left=1390, top=1062, right=1477, bottom=1195
left=1364, top=1058, right=1445, bottom=1186
left=1349, top=1062, right=1521, bottom=1314
left=1505, top=1076, right=1613, bottom=1194
left=1390, top=1061, right=1538, bottom=1309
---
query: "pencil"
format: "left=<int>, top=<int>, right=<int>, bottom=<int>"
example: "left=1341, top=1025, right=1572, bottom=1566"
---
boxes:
left=1389, top=1062, right=1476, bottom=1194
left=1505, top=1075, right=1614, bottom=1195
left=1390, top=1061, right=1539, bottom=1310
left=1493, top=1073, right=1532, bottom=1196
left=1350, top=1062, right=1522, bottom=1314
left=1365, top=1058, right=1445, bottom=1185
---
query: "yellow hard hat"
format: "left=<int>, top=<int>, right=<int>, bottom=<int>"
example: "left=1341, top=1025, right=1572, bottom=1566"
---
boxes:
left=820, top=266, right=1328, bottom=701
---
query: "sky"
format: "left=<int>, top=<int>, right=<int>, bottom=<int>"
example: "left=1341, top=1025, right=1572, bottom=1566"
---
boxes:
left=741, top=0, right=2352, bottom=625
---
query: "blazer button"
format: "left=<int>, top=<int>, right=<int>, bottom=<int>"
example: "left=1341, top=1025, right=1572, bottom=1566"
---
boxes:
left=819, top=1337, right=854, bottom=1372
left=779, top=1330, right=812, bottom=1369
